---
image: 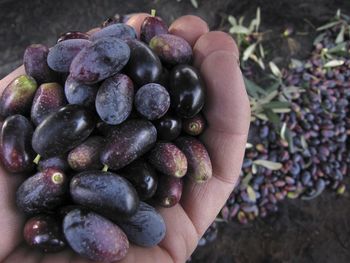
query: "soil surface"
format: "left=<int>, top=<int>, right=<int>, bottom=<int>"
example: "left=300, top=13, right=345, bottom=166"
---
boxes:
left=1, top=0, right=350, bottom=262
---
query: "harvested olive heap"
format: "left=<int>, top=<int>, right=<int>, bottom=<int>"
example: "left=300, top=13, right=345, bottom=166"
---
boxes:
left=219, top=21, right=350, bottom=225
left=0, top=13, right=213, bottom=262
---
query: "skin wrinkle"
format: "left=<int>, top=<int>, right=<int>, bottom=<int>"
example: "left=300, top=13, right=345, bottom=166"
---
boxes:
left=200, top=50, right=250, bottom=135
left=193, top=31, right=240, bottom=68
left=202, top=130, right=248, bottom=185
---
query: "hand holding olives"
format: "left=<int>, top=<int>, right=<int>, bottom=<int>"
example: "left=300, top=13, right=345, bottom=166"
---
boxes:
left=0, top=11, right=240, bottom=263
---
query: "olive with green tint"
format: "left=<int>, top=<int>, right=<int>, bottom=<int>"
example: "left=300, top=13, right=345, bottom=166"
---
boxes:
left=0, top=75, right=37, bottom=119
left=182, top=113, right=206, bottom=136
left=148, top=142, right=187, bottom=178
left=175, top=136, right=212, bottom=183
left=149, top=34, right=192, bottom=65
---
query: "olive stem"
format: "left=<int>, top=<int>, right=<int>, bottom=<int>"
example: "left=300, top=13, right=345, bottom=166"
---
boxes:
left=33, top=154, right=41, bottom=164
left=102, top=165, right=109, bottom=172
left=151, top=9, right=156, bottom=17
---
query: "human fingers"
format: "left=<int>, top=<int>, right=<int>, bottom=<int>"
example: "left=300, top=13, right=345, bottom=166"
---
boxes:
left=180, top=33, right=250, bottom=237
left=169, top=15, right=209, bottom=46
left=125, top=13, right=151, bottom=38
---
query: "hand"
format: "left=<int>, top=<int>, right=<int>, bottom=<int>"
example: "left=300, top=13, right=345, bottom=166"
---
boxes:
left=0, top=14, right=250, bottom=263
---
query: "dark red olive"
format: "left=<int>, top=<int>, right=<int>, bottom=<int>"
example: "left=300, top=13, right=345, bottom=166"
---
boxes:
left=0, top=115, right=35, bottom=173
left=153, top=174, right=183, bottom=208
left=140, top=16, right=169, bottom=43
left=24, top=215, right=66, bottom=253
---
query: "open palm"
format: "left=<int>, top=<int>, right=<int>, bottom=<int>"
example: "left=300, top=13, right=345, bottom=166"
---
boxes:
left=0, top=14, right=250, bottom=263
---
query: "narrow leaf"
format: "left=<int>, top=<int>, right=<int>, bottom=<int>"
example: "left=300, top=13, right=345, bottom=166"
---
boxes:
left=290, top=58, right=303, bottom=68
left=190, top=0, right=198, bottom=8
left=252, top=164, right=257, bottom=174
left=259, top=43, right=265, bottom=58
left=316, top=21, right=341, bottom=31
left=300, top=135, right=308, bottom=149
left=249, top=54, right=266, bottom=70
left=272, top=108, right=291, bottom=113
left=280, top=122, right=287, bottom=140
left=269, top=61, right=282, bottom=78
left=229, top=25, right=251, bottom=35
left=257, top=58, right=266, bottom=70
left=283, top=85, right=303, bottom=93
left=313, top=32, right=327, bottom=45
left=249, top=18, right=258, bottom=32
left=243, top=43, right=257, bottom=61
left=255, top=113, right=268, bottom=121
left=256, top=7, right=261, bottom=31
left=264, top=109, right=281, bottom=127
left=247, top=186, right=257, bottom=202
left=241, top=173, right=253, bottom=187
left=324, top=60, right=344, bottom=68
left=263, top=101, right=291, bottom=109
left=260, top=90, right=278, bottom=104
left=238, top=16, right=245, bottom=26
left=266, top=81, right=280, bottom=93
left=335, top=25, right=345, bottom=43
left=228, top=15, right=237, bottom=26
left=284, top=128, right=295, bottom=153
left=253, top=160, right=283, bottom=170
left=328, top=42, right=347, bottom=55
left=336, top=9, right=341, bottom=19
left=243, top=76, right=267, bottom=97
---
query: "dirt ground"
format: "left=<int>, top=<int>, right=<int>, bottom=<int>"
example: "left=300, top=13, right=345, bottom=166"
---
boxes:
left=1, top=0, right=350, bottom=262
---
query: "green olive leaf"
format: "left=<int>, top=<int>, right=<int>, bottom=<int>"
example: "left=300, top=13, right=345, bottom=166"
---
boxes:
left=247, top=186, right=257, bottom=202
left=253, top=160, right=283, bottom=170
left=243, top=43, right=257, bottom=61
left=269, top=61, right=282, bottom=78
left=335, top=25, right=345, bottom=43
left=316, top=21, right=341, bottom=31
left=262, top=101, right=291, bottom=109
left=228, top=15, right=237, bottom=26
left=324, top=60, right=344, bottom=68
